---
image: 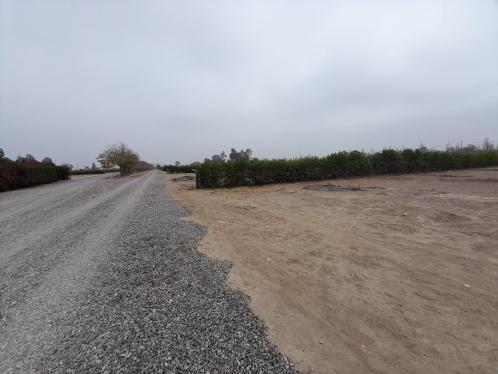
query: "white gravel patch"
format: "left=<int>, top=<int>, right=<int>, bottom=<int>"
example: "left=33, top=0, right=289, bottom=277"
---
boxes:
left=0, top=170, right=296, bottom=373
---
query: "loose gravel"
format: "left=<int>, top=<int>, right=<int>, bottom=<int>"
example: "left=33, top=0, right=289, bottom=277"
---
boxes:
left=0, top=170, right=297, bottom=373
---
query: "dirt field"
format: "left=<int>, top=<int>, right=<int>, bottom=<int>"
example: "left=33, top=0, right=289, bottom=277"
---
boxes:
left=169, top=168, right=498, bottom=374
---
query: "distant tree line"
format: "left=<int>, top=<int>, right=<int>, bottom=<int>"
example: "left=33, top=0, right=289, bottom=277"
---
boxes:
left=161, top=160, right=201, bottom=173
left=203, top=148, right=254, bottom=164
left=161, top=164, right=198, bottom=173
left=160, top=148, right=255, bottom=173
left=70, top=167, right=120, bottom=176
left=445, top=138, right=496, bottom=153
left=0, top=149, right=70, bottom=192
left=195, top=140, right=498, bottom=188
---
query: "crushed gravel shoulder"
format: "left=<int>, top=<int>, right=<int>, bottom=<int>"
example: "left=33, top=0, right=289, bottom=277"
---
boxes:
left=0, top=170, right=296, bottom=373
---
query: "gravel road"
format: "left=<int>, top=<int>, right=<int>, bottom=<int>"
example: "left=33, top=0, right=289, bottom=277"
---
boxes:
left=0, top=170, right=296, bottom=373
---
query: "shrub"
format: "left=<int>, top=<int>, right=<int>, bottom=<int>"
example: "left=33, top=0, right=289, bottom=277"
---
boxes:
left=0, top=158, right=71, bottom=192
left=56, top=165, right=71, bottom=180
left=196, top=149, right=498, bottom=188
left=0, top=158, right=17, bottom=191
left=14, top=160, right=58, bottom=188
left=71, top=167, right=124, bottom=175
left=162, top=164, right=197, bottom=173
left=70, top=169, right=106, bottom=175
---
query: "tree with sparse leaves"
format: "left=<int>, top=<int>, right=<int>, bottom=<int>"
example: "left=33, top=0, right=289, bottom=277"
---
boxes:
left=97, top=143, right=139, bottom=176
left=229, top=148, right=252, bottom=161
left=482, top=138, right=495, bottom=151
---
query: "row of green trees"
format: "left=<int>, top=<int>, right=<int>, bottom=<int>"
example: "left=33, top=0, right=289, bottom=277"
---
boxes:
left=195, top=148, right=498, bottom=188
left=70, top=162, right=110, bottom=175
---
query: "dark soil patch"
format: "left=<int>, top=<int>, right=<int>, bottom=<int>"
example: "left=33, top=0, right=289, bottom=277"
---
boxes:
left=304, top=184, right=364, bottom=192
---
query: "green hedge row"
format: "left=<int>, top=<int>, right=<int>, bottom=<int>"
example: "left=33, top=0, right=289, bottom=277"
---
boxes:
left=196, top=149, right=498, bottom=188
left=162, top=164, right=197, bottom=173
left=0, top=159, right=70, bottom=192
left=70, top=168, right=120, bottom=175
left=56, top=165, right=71, bottom=180
left=71, top=169, right=105, bottom=175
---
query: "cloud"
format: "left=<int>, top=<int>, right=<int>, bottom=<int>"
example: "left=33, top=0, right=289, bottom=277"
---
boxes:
left=1, top=0, right=497, bottom=166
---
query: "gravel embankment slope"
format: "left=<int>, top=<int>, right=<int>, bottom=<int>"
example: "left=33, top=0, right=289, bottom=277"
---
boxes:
left=0, top=170, right=296, bottom=373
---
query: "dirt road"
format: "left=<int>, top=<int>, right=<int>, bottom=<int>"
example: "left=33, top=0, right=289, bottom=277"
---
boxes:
left=0, top=170, right=294, bottom=373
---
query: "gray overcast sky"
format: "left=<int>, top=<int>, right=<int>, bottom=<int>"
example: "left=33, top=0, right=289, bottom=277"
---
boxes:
left=1, top=0, right=497, bottom=167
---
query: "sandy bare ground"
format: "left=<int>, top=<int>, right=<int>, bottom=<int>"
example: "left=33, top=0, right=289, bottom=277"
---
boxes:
left=169, top=168, right=498, bottom=374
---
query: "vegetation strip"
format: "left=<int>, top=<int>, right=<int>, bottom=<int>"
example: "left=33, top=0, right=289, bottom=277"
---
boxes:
left=0, top=153, right=69, bottom=192
left=195, top=148, right=498, bottom=188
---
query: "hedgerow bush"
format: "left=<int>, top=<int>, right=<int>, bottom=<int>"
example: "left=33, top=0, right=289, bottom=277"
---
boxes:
left=56, top=165, right=71, bottom=180
left=196, top=149, right=498, bottom=188
left=162, top=164, right=197, bottom=173
left=0, top=158, right=71, bottom=192
left=13, top=161, right=58, bottom=188
left=70, top=168, right=121, bottom=175
left=71, top=169, right=106, bottom=175
left=0, top=158, right=17, bottom=191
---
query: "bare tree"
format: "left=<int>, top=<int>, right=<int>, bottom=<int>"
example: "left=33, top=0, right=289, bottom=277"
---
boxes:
left=41, top=157, right=54, bottom=164
left=0, top=148, right=4, bottom=159
left=97, top=143, right=139, bottom=176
